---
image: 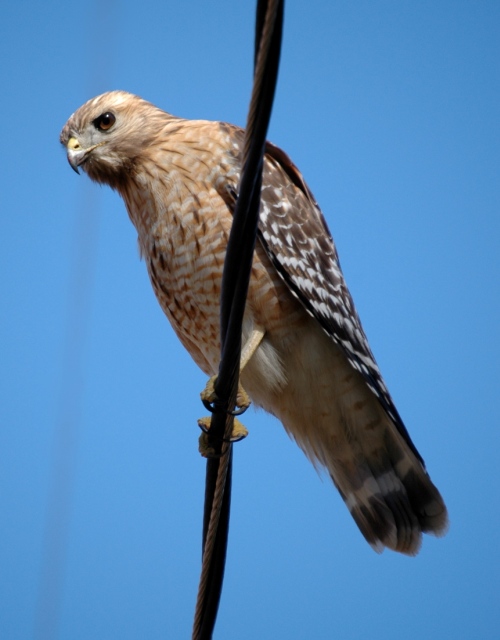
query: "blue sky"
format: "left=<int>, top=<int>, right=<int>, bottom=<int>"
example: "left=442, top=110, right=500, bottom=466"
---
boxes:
left=1, top=1, right=499, bottom=638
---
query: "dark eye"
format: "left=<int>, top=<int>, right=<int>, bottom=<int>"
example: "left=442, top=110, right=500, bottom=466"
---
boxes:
left=93, top=112, right=116, bottom=131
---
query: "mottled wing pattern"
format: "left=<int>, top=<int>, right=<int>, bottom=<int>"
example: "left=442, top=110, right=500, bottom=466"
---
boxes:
left=221, top=124, right=422, bottom=463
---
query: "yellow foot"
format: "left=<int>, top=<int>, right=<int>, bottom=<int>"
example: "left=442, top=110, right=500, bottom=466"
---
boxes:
left=197, top=416, right=249, bottom=458
left=200, top=375, right=251, bottom=415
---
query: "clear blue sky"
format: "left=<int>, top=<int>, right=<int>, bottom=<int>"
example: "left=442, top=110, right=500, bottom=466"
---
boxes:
left=1, top=1, right=499, bottom=638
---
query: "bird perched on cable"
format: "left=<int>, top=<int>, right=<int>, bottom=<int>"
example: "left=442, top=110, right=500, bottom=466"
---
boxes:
left=60, top=91, right=448, bottom=555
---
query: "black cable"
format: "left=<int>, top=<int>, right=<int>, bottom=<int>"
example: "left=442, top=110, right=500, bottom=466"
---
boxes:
left=192, top=1, right=284, bottom=638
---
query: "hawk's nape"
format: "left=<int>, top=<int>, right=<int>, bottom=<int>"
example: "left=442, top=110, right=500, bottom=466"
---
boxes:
left=61, top=91, right=448, bottom=554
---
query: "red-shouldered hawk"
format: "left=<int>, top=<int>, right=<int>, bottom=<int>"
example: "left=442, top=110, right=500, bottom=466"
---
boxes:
left=60, top=91, right=448, bottom=555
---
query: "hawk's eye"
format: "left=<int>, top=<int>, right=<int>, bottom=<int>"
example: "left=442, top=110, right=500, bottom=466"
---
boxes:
left=93, top=112, right=116, bottom=131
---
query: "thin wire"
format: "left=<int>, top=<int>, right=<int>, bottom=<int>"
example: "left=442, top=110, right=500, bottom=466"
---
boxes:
left=192, top=1, right=284, bottom=638
left=34, top=177, right=100, bottom=640
left=34, top=4, right=116, bottom=638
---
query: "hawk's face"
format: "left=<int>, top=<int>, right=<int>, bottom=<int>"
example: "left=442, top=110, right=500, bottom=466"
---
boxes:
left=60, top=91, right=161, bottom=188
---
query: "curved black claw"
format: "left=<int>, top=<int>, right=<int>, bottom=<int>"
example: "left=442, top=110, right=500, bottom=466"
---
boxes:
left=202, top=397, right=220, bottom=414
left=229, top=403, right=249, bottom=417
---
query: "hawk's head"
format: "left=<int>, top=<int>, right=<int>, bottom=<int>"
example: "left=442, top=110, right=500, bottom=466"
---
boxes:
left=60, top=90, right=166, bottom=189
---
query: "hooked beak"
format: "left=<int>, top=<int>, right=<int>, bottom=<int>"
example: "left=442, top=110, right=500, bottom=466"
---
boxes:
left=66, top=136, right=84, bottom=174
left=66, top=137, right=104, bottom=174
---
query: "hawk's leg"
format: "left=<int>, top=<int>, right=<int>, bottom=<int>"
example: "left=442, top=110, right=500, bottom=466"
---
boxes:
left=240, top=325, right=267, bottom=370
left=199, top=326, right=265, bottom=447
left=200, top=326, right=265, bottom=412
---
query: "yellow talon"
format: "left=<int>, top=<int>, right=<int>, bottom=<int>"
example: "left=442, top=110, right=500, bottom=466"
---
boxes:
left=200, top=375, right=251, bottom=412
left=229, top=418, right=249, bottom=442
left=197, top=416, right=249, bottom=458
left=236, top=385, right=251, bottom=410
left=198, top=430, right=217, bottom=458
left=200, top=376, right=218, bottom=405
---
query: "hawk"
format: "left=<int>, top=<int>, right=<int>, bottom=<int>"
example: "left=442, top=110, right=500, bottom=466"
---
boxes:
left=60, top=91, right=448, bottom=555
